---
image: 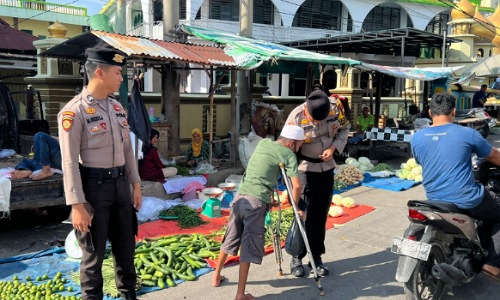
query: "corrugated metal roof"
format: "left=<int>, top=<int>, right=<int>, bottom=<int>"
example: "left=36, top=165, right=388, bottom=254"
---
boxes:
left=40, top=30, right=237, bottom=68
left=0, top=18, right=38, bottom=54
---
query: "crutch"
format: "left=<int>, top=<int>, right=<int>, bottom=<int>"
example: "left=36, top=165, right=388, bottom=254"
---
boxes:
left=279, top=162, right=325, bottom=296
left=272, top=183, right=284, bottom=276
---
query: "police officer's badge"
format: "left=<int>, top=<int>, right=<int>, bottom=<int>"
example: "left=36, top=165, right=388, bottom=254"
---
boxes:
left=86, top=107, right=96, bottom=114
left=113, top=54, right=125, bottom=64
left=62, top=117, right=73, bottom=132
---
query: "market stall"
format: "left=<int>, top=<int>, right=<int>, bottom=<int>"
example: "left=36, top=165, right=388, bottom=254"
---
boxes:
left=365, top=127, right=414, bottom=160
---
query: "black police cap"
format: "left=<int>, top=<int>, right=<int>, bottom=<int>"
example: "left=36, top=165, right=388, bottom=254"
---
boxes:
left=85, top=44, right=127, bottom=67
left=306, top=90, right=330, bottom=121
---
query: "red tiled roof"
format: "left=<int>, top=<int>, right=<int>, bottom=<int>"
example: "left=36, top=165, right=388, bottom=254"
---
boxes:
left=0, top=18, right=38, bottom=54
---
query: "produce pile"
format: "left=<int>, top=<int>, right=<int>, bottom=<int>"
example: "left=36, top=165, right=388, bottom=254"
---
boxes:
left=71, top=234, right=221, bottom=294
left=159, top=205, right=207, bottom=229
left=329, top=195, right=357, bottom=217
left=334, top=165, right=365, bottom=185
left=134, top=234, right=219, bottom=288
left=345, top=157, right=374, bottom=172
left=396, top=158, right=423, bottom=182
left=265, top=208, right=294, bottom=246
left=0, top=272, right=81, bottom=300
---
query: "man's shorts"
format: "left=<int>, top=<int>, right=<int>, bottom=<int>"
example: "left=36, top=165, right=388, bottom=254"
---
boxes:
left=221, top=194, right=270, bottom=264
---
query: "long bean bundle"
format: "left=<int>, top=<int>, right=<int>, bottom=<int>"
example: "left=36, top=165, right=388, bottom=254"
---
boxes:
left=159, top=205, right=207, bottom=229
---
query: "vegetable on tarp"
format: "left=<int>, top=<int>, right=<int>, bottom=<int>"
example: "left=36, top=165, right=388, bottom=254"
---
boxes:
left=159, top=205, right=207, bottom=228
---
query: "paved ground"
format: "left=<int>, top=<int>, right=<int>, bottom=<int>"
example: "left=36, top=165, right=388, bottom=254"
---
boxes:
left=3, top=134, right=500, bottom=299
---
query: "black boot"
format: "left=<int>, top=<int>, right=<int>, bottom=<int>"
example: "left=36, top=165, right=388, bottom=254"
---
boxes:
left=290, top=257, right=305, bottom=277
left=308, top=256, right=329, bottom=277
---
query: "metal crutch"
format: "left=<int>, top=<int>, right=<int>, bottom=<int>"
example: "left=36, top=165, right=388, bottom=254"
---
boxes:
left=279, top=162, right=325, bottom=296
left=272, top=183, right=283, bottom=276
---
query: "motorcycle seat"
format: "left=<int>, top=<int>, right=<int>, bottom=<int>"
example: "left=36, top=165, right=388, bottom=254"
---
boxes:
left=408, top=200, right=468, bottom=214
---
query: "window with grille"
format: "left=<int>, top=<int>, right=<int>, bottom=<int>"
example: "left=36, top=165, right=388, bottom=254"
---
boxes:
left=425, top=12, right=450, bottom=35
left=202, top=105, right=217, bottom=135
left=293, top=0, right=351, bottom=31
left=209, top=0, right=274, bottom=25
left=362, top=6, right=413, bottom=32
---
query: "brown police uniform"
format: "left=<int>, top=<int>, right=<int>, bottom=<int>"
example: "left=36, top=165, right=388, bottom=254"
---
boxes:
left=285, top=97, right=350, bottom=263
left=58, top=47, right=140, bottom=300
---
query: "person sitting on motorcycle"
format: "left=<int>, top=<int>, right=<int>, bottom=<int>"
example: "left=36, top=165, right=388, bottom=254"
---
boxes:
left=411, top=92, right=500, bottom=280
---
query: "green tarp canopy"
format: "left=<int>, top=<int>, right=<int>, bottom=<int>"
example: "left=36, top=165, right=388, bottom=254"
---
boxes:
left=181, top=25, right=361, bottom=70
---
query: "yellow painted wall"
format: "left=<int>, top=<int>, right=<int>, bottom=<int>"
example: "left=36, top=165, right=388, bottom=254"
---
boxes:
left=2, top=17, right=83, bottom=38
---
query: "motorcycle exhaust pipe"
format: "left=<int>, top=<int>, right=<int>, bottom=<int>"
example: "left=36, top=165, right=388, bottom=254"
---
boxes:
left=432, top=263, right=471, bottom=286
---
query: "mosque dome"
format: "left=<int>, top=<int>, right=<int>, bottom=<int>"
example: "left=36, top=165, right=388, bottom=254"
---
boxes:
left=489, top=3, right=500, bottom=54
left=47, top=21, right=68, bottom=39
left=451, top=0, right=476, bottom=21
left=471, top=6, right=496, bottom=42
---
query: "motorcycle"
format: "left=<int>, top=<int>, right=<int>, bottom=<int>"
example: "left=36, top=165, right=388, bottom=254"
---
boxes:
left=454, top=108, right=496, bottom=138
left=393, top=156, right=500, bottom=299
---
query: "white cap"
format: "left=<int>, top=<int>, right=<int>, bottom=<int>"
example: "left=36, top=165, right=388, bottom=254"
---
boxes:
left=280, top=125, right=305, bottom=140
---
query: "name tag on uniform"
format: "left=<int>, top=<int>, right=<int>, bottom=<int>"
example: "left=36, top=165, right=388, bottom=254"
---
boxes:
left=86, top=116, right=104, bottom=124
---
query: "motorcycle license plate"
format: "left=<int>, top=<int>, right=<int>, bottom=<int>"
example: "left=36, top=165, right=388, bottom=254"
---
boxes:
left=391, top=237, right=431, bottom=261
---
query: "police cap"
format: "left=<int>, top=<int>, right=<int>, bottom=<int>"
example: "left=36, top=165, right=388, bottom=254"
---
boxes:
left=85, top=43, right=127, bottom=67
left=306, top=90, right=330, bottom=121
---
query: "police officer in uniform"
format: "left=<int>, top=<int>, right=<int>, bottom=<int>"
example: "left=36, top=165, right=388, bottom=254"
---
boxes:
left=58, top=44, right=142, bottom=300
left=285, top=90, right=350, bottom=278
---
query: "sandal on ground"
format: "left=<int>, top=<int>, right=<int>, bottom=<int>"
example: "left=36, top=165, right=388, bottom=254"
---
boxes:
left=482, top=269, right=500, bottom=283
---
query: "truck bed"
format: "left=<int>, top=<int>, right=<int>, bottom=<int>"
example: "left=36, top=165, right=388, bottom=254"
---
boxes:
left=0, top=155, right=65, bottom=210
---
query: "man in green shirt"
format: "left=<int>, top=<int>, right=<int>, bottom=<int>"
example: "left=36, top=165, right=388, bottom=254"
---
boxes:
left=349, top=106, right=375, bottom=144
left=212, top=125, right=305, bottom=300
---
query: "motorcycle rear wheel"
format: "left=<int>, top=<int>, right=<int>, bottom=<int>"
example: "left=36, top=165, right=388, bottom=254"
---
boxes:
left=404, top=244, right=446, bottom=300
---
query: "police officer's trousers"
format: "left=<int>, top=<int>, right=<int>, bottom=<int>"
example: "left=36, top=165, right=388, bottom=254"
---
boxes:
left=76, top=169, right=138, bottom=300
left=297, top=169, right=334, bottom=260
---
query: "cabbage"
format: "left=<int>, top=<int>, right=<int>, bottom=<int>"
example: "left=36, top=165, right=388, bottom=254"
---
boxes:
left=401, top=163, right=407, bottom=170
left=342, top=197, right=356, bottom=208
left=399, top=169, right=410, bottom=180
left=359, top=164, right=368, bottom=171
left=358, top=157, right=371, bottom=166
left=410, top=165, right=422, bottom=175
left=407, top=173, right=416, bottom=180
left=366, top=163, right=374, bottom=170
left=414, top=175, right=423, bottom=182
left=329, top=206, right=344, bottom=217
left=347, top=159, right=360, bottom=167
left=407, top=158, right=417, bottom=168
left=280, top=190, right=289, bottom=203
left=332, top=194, right=344, bottom=206
left=345, top=157, right=357, bottom=165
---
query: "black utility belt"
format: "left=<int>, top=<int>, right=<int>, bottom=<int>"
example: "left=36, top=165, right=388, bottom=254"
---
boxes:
left=296, top=152, right=323, bottom=163
left=81, top=165, right=125, bottom=180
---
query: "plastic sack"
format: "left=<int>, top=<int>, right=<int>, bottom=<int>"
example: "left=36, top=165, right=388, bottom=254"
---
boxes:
left=285, top=219, right=305, bottom=256
left=182, top=182, right=205, bottom=201
left=238, top=132, right=263, bottom=168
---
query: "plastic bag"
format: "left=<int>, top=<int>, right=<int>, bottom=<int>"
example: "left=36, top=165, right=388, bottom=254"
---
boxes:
left=182, top=182, right=205, bottom=201
left=285, top=218, right=305, bottom=256
left=193, top=162, right=217, bottom=175
left=0, top=149, right=16, bottom=159
left=136, top=197, right=182, bottom=222
left=0, top=177, right=11, bottom=218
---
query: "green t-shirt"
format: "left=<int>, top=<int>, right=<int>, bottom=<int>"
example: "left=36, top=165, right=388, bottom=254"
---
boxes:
left=238, top=139, right=298, bottom=204
left=357, top=114, right=375, bottom=132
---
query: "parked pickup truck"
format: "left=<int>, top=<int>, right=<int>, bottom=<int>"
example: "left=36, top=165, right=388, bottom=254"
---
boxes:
left=0, top=81, right=65, bottom=211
